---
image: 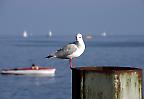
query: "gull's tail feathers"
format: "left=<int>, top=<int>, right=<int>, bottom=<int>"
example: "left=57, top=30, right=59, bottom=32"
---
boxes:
left=45, top=54, right=55, bottom=58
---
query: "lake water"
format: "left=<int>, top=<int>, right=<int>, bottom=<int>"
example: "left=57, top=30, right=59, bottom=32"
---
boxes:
left=0, top=34, right=144, bottom=99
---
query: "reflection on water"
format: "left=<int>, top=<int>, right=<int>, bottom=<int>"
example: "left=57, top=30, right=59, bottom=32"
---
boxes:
left=33, top=77, right=56, bottom=86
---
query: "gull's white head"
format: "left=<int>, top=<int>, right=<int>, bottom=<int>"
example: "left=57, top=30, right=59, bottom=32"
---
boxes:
left=76, top=33, right=83, bottom=41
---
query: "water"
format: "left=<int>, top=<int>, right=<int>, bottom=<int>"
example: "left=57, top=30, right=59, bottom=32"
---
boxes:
left=0, top=35, right=144, bottom=99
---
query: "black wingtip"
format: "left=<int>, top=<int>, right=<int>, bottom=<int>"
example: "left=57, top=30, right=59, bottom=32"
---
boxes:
left=45, top=55, right=53, bottom=58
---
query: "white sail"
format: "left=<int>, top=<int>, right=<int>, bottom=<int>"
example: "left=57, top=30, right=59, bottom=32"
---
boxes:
left=101, top=32, right=107, bottom=37
left=48, top=30, right=52, bottom=37
left=23, top=30, right=28, bottom=38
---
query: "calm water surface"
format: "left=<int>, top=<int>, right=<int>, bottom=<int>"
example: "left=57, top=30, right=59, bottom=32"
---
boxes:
left=0, top=35, right=144, bottom=99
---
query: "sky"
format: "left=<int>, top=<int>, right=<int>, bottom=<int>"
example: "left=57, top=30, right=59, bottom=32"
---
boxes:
left=0, top=0, right=144, bottom=35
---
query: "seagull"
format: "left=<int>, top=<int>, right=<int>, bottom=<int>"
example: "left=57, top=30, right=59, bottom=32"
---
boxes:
left=45, top=33, right=85, bottom=68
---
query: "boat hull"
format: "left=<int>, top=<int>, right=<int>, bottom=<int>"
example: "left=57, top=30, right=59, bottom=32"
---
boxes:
left=1, top=68, right=56, bottom=76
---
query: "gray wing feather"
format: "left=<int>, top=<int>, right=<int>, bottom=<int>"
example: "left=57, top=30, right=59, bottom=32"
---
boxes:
left=55, top=44, right=77, bottom=59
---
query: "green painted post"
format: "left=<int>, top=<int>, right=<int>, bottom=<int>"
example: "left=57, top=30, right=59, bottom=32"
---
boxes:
left=72, top=67, right=142, bottom=99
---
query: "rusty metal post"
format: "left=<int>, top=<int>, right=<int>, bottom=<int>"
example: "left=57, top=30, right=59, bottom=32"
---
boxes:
left=72, top=67, right=142, bottom=99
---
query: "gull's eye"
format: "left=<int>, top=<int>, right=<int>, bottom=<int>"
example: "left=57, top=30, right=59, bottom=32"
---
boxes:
left=79, top=37, right=81, bottom=38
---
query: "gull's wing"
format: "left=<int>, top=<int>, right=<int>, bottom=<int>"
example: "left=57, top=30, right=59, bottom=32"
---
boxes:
left=55, top=43, right=77, bottom=59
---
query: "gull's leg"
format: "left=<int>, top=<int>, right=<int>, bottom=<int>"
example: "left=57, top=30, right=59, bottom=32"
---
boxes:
left=73, top=58, right=76, bottom=67
left=69, top=58, right=72, bottom=68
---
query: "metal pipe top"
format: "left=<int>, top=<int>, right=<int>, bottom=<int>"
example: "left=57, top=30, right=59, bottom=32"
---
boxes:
left=71, top=66, right=142, bottom=73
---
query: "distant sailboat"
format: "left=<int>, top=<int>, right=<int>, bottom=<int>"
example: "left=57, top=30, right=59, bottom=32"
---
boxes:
left=86, top=33, right=93, bottom=39
left=48, top=30, right=52, bottom=37
left=23, top=30, right=28, bottom=38
left=101, top=32, right=107, bottom=37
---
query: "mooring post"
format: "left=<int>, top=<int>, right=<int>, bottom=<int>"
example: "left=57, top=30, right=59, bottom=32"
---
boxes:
left=72, top=67, right=142, bottom=99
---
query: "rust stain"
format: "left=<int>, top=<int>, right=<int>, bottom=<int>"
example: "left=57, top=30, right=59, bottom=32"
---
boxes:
left=114, top=74, right=121, bottom=99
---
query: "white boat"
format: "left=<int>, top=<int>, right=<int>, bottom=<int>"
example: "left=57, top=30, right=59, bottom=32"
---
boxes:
left=23, top=30, right=28, bottom=38
left=1, top=67, right=56, bottom=76
left=101, top=32, right=107, bottom=37
left=48, top=30, right=52, bottom=37
left=86, top=34, right=93, bottom=39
